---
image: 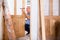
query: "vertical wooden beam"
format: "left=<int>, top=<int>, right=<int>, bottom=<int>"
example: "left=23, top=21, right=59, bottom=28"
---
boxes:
left=38, top=0, right=42, bottom=40
left=14, top=0, right=16, bottom=15
left=49, top=0, right=53, bottom=35
left=22, top=0, right=25, bottom=11
left=22, top=0, right=25, bottom=8
left=49, top=0, right=53, bottom=16
left=40, top=0, right=46, bottom=40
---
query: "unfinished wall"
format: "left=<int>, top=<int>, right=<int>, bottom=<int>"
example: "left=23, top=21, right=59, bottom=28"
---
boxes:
left=39, top=0, right=60, bottom=40
left=44, top=0, right=59, bottom=16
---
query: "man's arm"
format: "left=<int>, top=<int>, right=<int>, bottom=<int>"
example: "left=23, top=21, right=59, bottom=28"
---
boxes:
left=22, top=9, right=30, bottom=19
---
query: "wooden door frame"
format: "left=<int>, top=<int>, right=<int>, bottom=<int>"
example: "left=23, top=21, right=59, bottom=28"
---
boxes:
left=30, top=0, right=39, bottom=40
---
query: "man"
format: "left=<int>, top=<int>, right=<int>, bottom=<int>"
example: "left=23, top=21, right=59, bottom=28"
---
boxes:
left=22, top=6, right=30, bottom=35
left=25, top=6, right=30, bottom=35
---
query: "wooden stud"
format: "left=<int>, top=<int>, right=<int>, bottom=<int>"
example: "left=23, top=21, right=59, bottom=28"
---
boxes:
left=22, top=0, right=25, bottom=12
left=40, top=0, right=46, bottom=40
left=49, top=0, right=53, bottom=16
left=38, top=0, right=42, bottom=40
left=49, top=0, right=53, bottom=35
left=14, top=0, right=16, bottom=15
left=22, top=0, right=25, bottom=8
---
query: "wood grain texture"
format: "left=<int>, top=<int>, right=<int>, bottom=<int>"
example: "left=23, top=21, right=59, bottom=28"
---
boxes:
left=3, top=16, right=9, bottom=40
left=3, top=13, right=26, bottom=40
left=45, top=16, right=60, bottom=40
left=12, top=14, right=25, bottom=38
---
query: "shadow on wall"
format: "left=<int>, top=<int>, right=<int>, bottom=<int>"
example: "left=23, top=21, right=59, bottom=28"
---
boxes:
left=55, top=21, right=60, bottom=40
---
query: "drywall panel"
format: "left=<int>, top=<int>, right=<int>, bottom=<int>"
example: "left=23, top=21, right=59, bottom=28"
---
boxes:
left=31, top=0, right=38, bottom=40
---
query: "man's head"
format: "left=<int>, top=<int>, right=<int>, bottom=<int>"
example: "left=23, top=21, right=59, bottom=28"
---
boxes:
left=26, top=6, right=30, bottom=13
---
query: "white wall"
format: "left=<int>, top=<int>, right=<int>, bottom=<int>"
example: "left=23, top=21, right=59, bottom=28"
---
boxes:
left=31, top=0, right=38, bottom=40
left=44, top=0, right=49, bottom=16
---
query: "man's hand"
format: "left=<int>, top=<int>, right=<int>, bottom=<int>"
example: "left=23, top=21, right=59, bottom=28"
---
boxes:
left=21, top=8, right=30, bottom=19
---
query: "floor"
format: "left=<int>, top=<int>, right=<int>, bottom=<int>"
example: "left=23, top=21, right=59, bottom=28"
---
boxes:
left=17, top=31, right=30, bottom=40
left=17, top=34, right=30, bottom=40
